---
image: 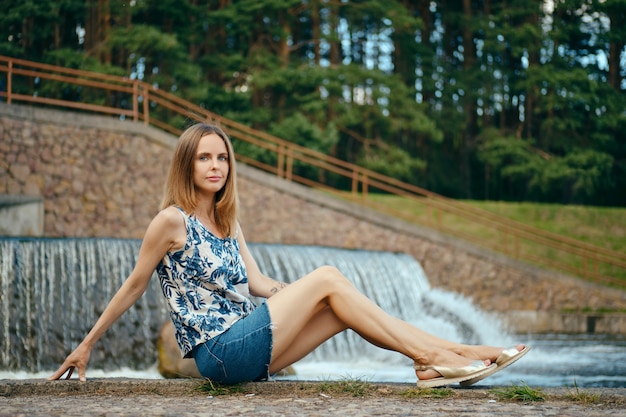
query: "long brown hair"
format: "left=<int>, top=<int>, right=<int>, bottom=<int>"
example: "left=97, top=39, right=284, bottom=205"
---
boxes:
left=161, top=123, right=238, bottom=236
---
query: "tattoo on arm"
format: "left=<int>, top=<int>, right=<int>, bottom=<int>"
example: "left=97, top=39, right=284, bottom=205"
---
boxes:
left=270, top=281, right=288, bottom=295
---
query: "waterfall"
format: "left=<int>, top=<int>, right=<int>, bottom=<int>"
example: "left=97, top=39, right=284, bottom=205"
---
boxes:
left=0, top=238, right=166, bottom=372
left=0, top=238, right=508, bottom=373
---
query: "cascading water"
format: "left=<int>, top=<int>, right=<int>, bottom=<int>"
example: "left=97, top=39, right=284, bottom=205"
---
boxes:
left=0, top=238, right=166, bottom=372
left=0, top=238, right=508, bottom=374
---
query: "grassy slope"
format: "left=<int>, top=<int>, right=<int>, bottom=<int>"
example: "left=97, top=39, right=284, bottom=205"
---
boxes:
left=467, top=201, right=626, bottom=254
left=358, top=194, right=626, bottom=285
left=367, top=195, right=626, bottom=254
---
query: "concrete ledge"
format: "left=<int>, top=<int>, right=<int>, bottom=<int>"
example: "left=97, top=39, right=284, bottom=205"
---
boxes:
left=0, top=378, right=201, bottom=397
left=0, top=194, right=44, bottom=236
left=1, top=378, right=625, bottom=399
left=0, top=101, right=177, bottom=149
left=2, top=379, right=625, bottom=416
left=500, top=311, right=626, bottom=334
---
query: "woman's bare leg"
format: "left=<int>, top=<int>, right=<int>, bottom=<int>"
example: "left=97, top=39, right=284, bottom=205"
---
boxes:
left=271, top=305, right=426, bottom=373
left=266, top=266, right=499, bottom=380
left=269, top=306, right=346, bottom=373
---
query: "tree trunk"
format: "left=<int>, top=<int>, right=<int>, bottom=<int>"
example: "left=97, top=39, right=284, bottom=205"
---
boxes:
left=329, top=3, right=341, bottom=67
left=461, top=0, right=477, bottom=198
left=392, top=0, right=418, bottom=88
left=99, top=0, right=111, bottom=64
left=278, top=11, right=290, bottom=67
left=85, top=0, right=110, bottom=63
left=606, top=4, right=625, bottom=91
left=523, top=6, right=540, bottom=140
left=416, top=0, right=433, bottom=104
left=311, top=0, right=321, bottom=65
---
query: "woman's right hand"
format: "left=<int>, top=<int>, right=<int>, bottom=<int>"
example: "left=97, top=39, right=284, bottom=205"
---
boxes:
left=48, top=343, right=92, bottom=382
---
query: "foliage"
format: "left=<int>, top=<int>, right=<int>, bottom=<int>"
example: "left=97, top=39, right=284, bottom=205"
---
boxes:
left=401, top=387, right=454, bottom=399
left=317, top=376, right=375, bottom=397
left=2, top=0, right=624, bottom=206
left=196, top=380, right=245, bottom=395
left=565, top=380, right=601, bottom=404
left=492, top=382, right=545, bottom=402
left=357, top=144, right=426, bottom=183
left=477, top=131, right=615, bottom=204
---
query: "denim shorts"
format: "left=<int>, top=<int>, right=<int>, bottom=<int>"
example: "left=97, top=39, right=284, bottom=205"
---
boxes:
left=192, top=302, right=273, bottom=385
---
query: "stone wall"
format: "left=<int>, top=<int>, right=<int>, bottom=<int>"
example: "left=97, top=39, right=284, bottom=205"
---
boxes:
left=0, top=103, right=173, bottom=238
left=1, top=102, right=625, bottom=333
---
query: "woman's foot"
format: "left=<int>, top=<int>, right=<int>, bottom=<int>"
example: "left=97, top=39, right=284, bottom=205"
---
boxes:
left=454, top=344, right=526, bottom=364
left=414, top=356, right=496, bottom=388
left=413, top=348, right=491, bottom=381
left=459, top=344, right=531, bottom=387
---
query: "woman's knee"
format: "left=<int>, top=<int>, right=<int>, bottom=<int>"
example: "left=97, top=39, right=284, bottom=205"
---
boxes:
left=310, top=265, right=351, bottom=287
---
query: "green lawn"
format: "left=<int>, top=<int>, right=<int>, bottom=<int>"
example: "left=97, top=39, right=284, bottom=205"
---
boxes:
left=365, top=195, right=625, bottom=254
left=343, top=193, right=626, bottom=286
left=465, top=200, right=626, bottom=255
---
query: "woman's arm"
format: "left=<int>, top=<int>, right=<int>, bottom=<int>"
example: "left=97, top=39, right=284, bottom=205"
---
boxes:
left=48, top=207, right=186, bottom=381
left=237, top=225, right=289, bottom=298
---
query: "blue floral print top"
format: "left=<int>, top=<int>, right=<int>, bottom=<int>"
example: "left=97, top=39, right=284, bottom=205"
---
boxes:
left=156, top=207, right=255, bottom=358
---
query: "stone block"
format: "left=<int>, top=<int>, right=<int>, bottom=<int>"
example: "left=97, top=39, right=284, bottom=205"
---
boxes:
left=0, top=195, right=44, bottom=236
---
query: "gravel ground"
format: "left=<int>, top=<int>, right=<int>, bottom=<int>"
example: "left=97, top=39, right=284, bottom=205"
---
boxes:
left=1, top=378, right=625, bottom=417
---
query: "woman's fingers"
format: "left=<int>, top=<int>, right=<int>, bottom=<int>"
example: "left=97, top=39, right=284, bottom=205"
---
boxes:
left=48, top=360, right=87, bottom=381
left=48, top=364, right=72, bottom=381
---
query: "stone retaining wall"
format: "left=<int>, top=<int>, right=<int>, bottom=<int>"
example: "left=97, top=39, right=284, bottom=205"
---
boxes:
left=1, top=102, right=625, bottom=333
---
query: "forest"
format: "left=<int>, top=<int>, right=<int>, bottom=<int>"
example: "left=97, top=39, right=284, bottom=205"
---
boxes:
left=1, top=0, right=625, bottom=206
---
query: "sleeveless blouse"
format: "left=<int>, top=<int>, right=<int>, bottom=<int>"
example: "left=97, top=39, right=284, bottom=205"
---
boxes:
left=156, top=208, right=256, bottom=357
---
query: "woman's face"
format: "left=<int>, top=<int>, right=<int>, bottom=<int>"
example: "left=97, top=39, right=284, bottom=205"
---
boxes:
left=193, top=133, right=230, bottom=197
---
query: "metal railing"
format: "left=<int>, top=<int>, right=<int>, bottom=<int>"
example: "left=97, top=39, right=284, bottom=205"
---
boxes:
left=1, top=55, right=624, bottom=287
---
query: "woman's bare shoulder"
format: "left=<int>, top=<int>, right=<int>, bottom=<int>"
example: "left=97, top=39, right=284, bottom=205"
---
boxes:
left=150, top=206, right=185, bottom=231
left=143, top=206, right=187, bottom=251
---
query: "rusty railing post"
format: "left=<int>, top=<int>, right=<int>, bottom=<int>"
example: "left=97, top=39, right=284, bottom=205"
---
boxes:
left=132, top=81, right=138, bottom=122
left=277, top=145, right=285, bottom=178
left=351, top=170, right=359, bottom=196
left=143, top=85, right=150, bottom=125
left=285, top=147, right=293, bottom=181
left=7, top=60, right=12, bottom=104
left=361, top=173, right=368, bottom=201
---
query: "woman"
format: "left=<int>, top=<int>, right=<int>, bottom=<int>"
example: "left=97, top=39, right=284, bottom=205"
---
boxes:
left=49, top=123, right=528, bottom=388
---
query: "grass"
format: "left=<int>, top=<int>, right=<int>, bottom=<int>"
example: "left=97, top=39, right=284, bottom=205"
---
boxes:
left=565, top=380, right=601, bottom=404
left=316, top=376, right=375, bottom=397
left=197, top=376, right=377, bottom=398
left=339, top=193, right=626, bottom=286
left=493, top=381, right=603, bottom=405
left=196, top=379, right=246, bottom=396
left=401, top=387, right=454, bottom=399
left=363, top=195, right=626, bottom=254
left=492, top=382, right=545, bottom=402
left=469, top=201, right=626, bottom=254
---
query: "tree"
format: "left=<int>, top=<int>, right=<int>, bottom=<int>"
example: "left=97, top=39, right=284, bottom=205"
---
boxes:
left=1, top=0, right=623, bottom=205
